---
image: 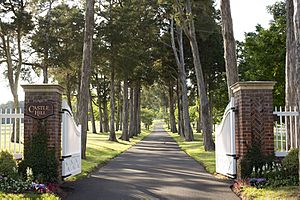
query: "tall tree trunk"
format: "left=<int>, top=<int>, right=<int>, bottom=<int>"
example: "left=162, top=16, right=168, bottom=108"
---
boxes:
left=43, top=65, right=48, bottom=84
left=196, top=104, right=202, bottom=133
left=120, top=77, right=129, bottom=141
left=109, top=67, right=117, bottom=141
left=78, top=0, right=94, bottom=159
left=137, top=86, right=141, bottom=134
left=133, top=83, right=139, bottom=136
left=42, top=0, right=53, bottom=84
left=97, top=94, right=103, bottom=133
left=177, top=80, right=184, bottom=137
left=182, top=0, right=214, bottom=150
left=129, top=86, right=135, bottom=138
left=11, top=95, right=20, bottom=143
left=66, top=74, right=73, bottom=111
left=76, top=69, right=82, bottom=123
left=292, top=0, right=300, bottom=185
left=170, top=19, right=193, bottom=141
left=2, top=31, right=21, bottom=143
left=116, top=81, right=121, bottom=131
left=169, top=83, right=177, bottom=133
left=286, top=0, right=297, bottom=148
left=89, top=90, right=97, bottom=133
left=119, top=101, right=123, bottom=131
left=103, top=99, right=109, bottom=132
left=287, top=0, right=296, bottom=107
left=220, top=0, right=239, bottom=98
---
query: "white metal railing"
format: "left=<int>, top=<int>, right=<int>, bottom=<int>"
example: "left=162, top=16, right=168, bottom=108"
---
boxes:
left=0, top=108, right=24, bottom=159
left=273, top=106, right=298, bottom=157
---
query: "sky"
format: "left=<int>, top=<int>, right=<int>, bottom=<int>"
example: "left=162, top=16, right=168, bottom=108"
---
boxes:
left=0, top=0, right=280, bottom=104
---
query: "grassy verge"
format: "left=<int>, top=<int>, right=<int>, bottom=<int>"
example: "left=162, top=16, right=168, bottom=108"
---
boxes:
left=242, top=186, right=300, bottom=200
left=165, top=125, right=299, bottom=200
left=67, top=128, right=152, bottom=181
left=0, top=128, right=152, bottom=199
left=0, top=192, right=59, bottom=200
left=165, top=126, right=216, bottom=174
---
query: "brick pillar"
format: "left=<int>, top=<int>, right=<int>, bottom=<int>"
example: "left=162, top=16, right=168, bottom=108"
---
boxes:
left=231, top=81, right=275, bottom=178
left=22, top=84, right=64, bottom=181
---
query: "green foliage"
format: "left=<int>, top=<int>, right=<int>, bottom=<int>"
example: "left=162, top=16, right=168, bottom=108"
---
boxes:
left=188, top=105, right=197, bottom=123
left=0, top=151, right=17, bottom=178
left=20, top=123, right=58, bottom=183
left=242, top=186, right=299, bottom=200
left=141, top=108, right=156, bottom=130
left=0, top=152, right=31, bottom=193
left=0, top=176, right=31, bottom=193
left=238, top=2, right=286, bottom=106
left=249, top=149, right=299, bottom=187
left=241, top=143, right=275, bottom=178
left=0, top=191, right=60, bottom=200
left=282, top=148, right=299, bottom=176
left=141, top=85, right=167, bottom=114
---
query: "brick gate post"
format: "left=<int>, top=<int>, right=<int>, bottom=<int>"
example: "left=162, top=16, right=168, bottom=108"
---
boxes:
left=22, top=84, right=64, bottom=181
left=231, top=81, right=275, bottom=179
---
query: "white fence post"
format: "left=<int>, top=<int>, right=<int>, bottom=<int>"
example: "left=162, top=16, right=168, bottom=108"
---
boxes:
left=273, top=105, right=299, bottom=157
left=0, top=107, right=24, bottom=159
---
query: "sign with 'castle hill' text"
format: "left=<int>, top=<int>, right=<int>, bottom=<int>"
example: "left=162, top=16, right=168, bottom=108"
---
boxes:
left=25, top=102, right=54, bottom=119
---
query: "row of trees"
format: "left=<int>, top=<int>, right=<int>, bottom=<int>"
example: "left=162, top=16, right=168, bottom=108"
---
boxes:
left=0, top=0, right=232, bottom=156
left=4, top=1, right=299, bottom=182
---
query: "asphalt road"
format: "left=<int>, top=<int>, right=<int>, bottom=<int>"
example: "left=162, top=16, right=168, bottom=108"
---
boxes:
left=65, top=123, right=239, bottom=200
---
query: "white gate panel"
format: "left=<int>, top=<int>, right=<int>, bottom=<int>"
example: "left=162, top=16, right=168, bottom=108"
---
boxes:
left=216, top=97, right=236, bottom=178
left=61, top=100, right=81, bottom=179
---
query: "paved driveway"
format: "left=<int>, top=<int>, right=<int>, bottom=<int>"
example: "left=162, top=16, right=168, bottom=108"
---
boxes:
left=65, top=123, right=238, bottom=200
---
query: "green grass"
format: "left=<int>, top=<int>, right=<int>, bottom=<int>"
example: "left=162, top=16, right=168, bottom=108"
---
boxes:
left=165, top=125, right=216, bottom=174
left=0, top=192, right=59, bottom=200
left=242, top=186, right=300, bottom=200
left=166, top=125, right=300, bottom=200
left=67, top=128, right=152, bottom=181
left=0, top=126, right=152, bottom=199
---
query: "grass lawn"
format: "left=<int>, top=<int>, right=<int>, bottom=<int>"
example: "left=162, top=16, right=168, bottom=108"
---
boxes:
left=242, top=186, right=300, bottom=200
left=0, top=127, right=152, bottom=199
left=0, top=192, right=60, bottom=200
left=165, top=124, right=300, bottom=200
left=165, top=126, right=216, bottom=174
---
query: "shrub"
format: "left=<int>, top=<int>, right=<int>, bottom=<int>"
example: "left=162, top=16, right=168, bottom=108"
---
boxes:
left=0, top=152, right=32, bottom=193
left=141, top=108, right=155, bottom=130
left=240, top=142, right=275, bottom=178
left=0, top=151, right=17, bottom=178
left=250, top=149, right=299, bottom=187
left=0, top=176, right=31, bottom=193
left=20, top=122, right=58, bottom=183
left=282, top=148, right=298, bottom=176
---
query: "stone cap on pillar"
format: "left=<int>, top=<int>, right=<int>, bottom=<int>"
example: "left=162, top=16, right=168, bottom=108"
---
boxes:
left=21, top=84, right=64, bottom=94
left=230, top=81, right=276, bottom=94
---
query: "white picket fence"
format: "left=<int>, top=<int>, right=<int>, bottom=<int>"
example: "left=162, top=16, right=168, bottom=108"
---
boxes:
left=0, top=108, right=24, bottom=159
left=273, top=106, right=299, bottom=157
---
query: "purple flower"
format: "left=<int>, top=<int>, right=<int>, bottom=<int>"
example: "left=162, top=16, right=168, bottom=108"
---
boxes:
left=255, top=178, right=266, bottom=183
left=249, top=178, right=266, bottom=186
